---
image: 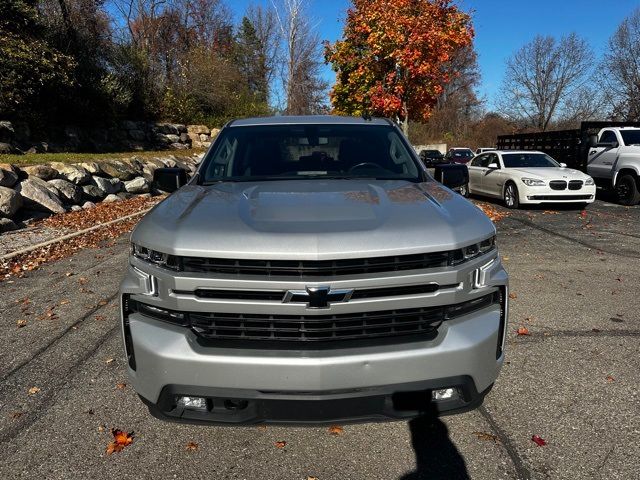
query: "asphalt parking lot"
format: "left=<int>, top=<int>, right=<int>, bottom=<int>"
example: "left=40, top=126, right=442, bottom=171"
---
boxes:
left=0, top=194, right=638, bottom=480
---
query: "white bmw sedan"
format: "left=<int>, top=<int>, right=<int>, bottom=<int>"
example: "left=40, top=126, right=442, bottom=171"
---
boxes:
left=467, top=150, right=596, bottom=208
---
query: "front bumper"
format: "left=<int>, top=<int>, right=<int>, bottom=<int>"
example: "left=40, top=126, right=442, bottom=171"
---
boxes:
left=519, top=183, right=596, bottom=204
left=120, top=252, right=508, bottom=424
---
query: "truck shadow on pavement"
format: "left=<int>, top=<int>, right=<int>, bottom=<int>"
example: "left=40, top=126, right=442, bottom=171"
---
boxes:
left=400, top=413, right=469, bottom=480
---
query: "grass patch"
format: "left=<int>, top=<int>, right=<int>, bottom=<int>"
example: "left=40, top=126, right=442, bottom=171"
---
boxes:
left=0, top=149, right=207, bottom=166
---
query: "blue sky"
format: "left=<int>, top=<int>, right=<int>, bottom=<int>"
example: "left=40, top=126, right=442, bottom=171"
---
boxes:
left=231, top=0, right=640, bottom=109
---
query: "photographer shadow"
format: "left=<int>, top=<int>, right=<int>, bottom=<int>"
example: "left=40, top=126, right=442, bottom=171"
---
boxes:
left=397, top=396, right=470, bottom=480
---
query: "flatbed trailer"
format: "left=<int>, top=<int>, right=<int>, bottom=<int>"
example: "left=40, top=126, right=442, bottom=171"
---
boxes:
left=496, top=121, right=640, bottom=170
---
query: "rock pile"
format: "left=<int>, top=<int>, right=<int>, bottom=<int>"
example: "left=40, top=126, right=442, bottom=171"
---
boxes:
left=0, top=153, right=203, bottom=232
left=0, top=120, right=220, bottom=154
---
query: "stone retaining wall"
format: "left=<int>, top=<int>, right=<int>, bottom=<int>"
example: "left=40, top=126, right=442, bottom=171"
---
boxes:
left=0, top=154, right=203, bottom=232
left=0, top=121, right=220, bottom=154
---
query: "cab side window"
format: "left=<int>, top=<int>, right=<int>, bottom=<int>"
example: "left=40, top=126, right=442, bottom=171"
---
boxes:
left=488, top=153, right=500, bottom=168
left=599, top=130, right=618, bottom=145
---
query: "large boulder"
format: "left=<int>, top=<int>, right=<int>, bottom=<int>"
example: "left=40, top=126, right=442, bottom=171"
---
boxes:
left=79, top=162, right=103, bottom=176
left=0, top=186, right=22, bottom=217
left=0, top=166, right=18, bottom=188
left=165, top=134, right=181, bottom=144
left=122, top=157, right=145, bottom=175
left=124, top=176, right=150, bottom=194
left=92, top=176, right=122, bottom=194
left=21, top=164, right=58, bottom=181
left=187, top=125, right=210, bottom=135
left=15, top=178, right=65, bottom=213
left=50, top=162, right=91, bottom=185
left=128, top=129, right=146, bottom=142
left=98, top=160, right=137, bottom=181
left=170, top=142, right=189, bottom=150
left=47, top=179, right=82, bottom=204
left=102, top=193, right=121, bottom=203
left=82, top=184, right=106, bottom=201
left=0, top=217, right=19, bottom=232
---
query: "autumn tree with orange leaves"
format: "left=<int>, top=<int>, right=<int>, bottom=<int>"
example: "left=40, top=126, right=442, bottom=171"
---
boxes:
left=324, top=0, right=474, bottom=136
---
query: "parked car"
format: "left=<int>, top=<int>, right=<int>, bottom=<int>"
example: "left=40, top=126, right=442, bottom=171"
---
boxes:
left=467, top=150, right=596, bottom=209
left=445, top=148, right=475, bottom=164
left=475, top=148, right=495, bottom=155
left=120, top=115, right=509, bottom=424
left=419, top=148, right=446, bottom=167
left=497, top=121, right=640, bottom=205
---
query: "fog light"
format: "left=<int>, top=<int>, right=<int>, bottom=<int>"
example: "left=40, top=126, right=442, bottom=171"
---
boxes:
left=177, top=396, right=207, bottom=410
left=432, top=388, right=459, bottom=401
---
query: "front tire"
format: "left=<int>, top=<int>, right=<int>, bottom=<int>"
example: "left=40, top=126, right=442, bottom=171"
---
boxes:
left=458, top=183, right=469, bottom=198
left=615, top=174, right=640, bottom=206
left=504, top=182, right=520, bottom=209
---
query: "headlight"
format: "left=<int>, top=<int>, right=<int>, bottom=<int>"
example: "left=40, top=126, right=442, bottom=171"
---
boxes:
left=521, top=177, right=546, bottom=186
left=131, top=243, right=180, bottom=270
left=453, top=236, right=496, bottom=264
left=585, top=177, right=595, bottom=186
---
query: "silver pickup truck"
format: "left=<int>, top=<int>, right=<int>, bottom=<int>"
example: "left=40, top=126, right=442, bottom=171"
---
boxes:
left=120, top=116, right=509, bottom=424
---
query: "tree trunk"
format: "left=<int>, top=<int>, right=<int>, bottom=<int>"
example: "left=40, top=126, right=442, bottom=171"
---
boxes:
left=401, top=101, right=409, bottom=137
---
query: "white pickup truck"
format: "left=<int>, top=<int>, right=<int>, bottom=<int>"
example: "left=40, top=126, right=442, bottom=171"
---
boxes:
left=588, top=127, right=640, bottom=205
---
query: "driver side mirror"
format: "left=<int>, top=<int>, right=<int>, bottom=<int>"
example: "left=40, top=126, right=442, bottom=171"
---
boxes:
left=559, top=162, right=567, bottom=168
left=487, top=163, right=499, bottom=169
left=434, top=163, right=468, bottom=189
left=153, top=167, right=188, bottom=193
left=587, top=134, right=598, bottom=148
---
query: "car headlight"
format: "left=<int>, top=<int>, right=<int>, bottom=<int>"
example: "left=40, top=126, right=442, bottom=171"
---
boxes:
left=585, top=177, right=595, bottom=186
left=521, top=177, right=546, bottom=186
left=452, top=236, right=496, bottom=265
left=131, top=243, right=180, bottom=270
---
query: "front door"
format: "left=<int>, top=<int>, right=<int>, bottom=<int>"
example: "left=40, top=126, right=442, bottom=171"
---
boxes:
left=587, top=130, right=619, bottom=180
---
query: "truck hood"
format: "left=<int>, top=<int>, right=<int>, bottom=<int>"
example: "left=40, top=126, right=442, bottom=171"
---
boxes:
left=132, top=180, right=496, bottom=260
left=508, top=167, right=589, bottom=180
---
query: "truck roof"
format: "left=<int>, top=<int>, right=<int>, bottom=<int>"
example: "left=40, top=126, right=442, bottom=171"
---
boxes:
left=229, top=115, right=393, bottom=127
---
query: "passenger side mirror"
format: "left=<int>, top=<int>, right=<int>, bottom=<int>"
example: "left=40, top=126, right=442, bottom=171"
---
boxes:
left=587, top=134, right=598, bottom=148
left=487, top=163, right=499, bottom=169
left=559, top=163, right=567, bottom=168
left=434, top=163, right=469, bottom=190
left=153, top=167, right=188, bottom=193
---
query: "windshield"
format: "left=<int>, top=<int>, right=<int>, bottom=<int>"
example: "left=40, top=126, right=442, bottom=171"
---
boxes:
left=621, top=130, right=640, bottom=146
left=450, top=149, right=474, bottom=158
left=502, top=153, right=560, bottom=168
left=199, top=124, right=421, bottom=183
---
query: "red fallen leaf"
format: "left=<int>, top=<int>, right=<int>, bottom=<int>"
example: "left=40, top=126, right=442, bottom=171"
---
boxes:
left=115, top=383, right=127, bottom=390
left=275, top=440, right=287, bottom=449
left=606, top=375, right=615, bottom=382
left=531, top=434, right=547, bottom=446
left=185, top=441, right=199, bottom=451
left=106, top=428, right=134, bottom=454
left=328, top=425, right=344, bottom=435
left=580, top=210, right=587, bottom=218
left=517, top=327, right=530, bottom=336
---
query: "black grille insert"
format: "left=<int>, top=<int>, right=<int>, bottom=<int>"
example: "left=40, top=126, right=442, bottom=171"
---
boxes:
left=549, top=180, right=567, bottom=190
left=568, top=180, right=583, bottom=190
left=179, top=251, right=466, bottom=277
left=131, top=292, right=499, bottom=346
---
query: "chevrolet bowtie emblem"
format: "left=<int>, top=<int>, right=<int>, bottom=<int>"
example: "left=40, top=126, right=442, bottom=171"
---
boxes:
left=283, top=286, right=354, bottom=309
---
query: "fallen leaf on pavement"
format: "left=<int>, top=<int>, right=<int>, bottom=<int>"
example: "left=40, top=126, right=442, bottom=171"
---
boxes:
left=28, top=386, right=40, bottom=395
left=17, top=319, right=27, bottom=328
left=531, top=434, right=547, bottom=446
left=185, top=442, right=199, bottom=451
left=95, top=315, right=106, bottom=321
left=98, top=299, right=108, bottom=306
left=105, top=358, right=115, bottom=364
left=10, top=411, right=24, bottom=419
left=79, top=277, right=88, bottom=285
left=606, top=375, right=615, bottom=382
left=307, top=477, right=319, bottom=480
left=59, top=299, right=70, bottom=305
left=472, top=431, right=500, bottom=443
left=328, top=425, right=344, bottom=435
left=517, top=327, right=530, bottom=336
left=106, top=429, right=134, bottom=454
left=275, top=441, right=287, bottom=449
left=115, top=383, right=127, bottom=390
left=508, top=292, right=517, bottom=299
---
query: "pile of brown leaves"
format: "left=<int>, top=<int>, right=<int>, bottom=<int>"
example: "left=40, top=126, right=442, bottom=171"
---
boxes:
left=36, top=196, right=161, bottom=232
left=1, top=196, right=161, bottom=280
left=474, top=201, right=510, bottom=222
